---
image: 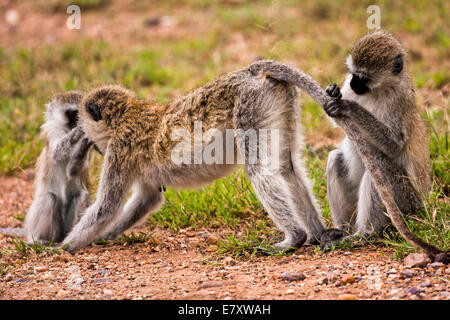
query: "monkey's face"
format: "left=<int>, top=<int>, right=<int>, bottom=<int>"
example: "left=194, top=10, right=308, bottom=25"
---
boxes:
left=347, top=31, right=406, bottom=95
left=65, top=108, right=79, bottom=129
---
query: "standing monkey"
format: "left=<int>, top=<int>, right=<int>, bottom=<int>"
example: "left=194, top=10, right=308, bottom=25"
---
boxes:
left=321, top=31, right=447, bottom=261
left=0, top=92, right=93, bottom=244
left=61, top=61, right=336, bottom=253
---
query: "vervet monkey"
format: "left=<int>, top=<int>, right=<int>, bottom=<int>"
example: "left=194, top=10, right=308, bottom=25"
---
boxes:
left=61, top=61, right=338, bottom=253
left=0, top=92, right=92, bottom=244
left=321, top=31, right=447, bottom=262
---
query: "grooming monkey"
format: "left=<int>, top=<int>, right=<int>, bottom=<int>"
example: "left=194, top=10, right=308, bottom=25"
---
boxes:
left=0, top=92, right=93, bottom=244
left=61, top=60, right=339, bottom=253
left=321, top=31, right=447, bottom=261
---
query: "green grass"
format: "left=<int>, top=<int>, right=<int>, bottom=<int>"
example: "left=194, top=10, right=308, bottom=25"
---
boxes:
left=0, top=0, right=448, bottom=260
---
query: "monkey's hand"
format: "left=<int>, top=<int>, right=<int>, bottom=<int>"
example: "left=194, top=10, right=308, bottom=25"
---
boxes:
left=326, top=83, right=342, bottom=99
left=324, top=98, right=351, bottom=118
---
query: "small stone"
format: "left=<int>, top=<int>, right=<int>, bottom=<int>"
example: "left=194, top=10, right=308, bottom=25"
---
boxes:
left=400, top=270, right=414, bottom=278
left=4, top=274, right=13, bottom=282
left=223, top=257, right=236, bottom=266
left=429, top=262, right=444, bottom=268
left=404, top=253, right=430, bottom=268
left=339, top=294, right=357, bottom=300
left=34, top=266, right=48, bottom=273
left=418, top=282, right=431, bottom=288
left=197, top=231, right=212, bottom=239
left=206, top=236, right=219, bottom=244
left=103, top=289, right=112, bottom=295
left=318, top=277, right=328, bottom=285
left=405, top=287, right=419, bottom=295
left=57, top=254, right=70, bottom=262
left=198, top=281, right=237, bottom=289
left=281, top=272, right=306, bottom=282
left=344, top=251, right=351, bottom=256
left=341, top=276, right=355, bottom=285
left=285, top=289, right=295, bottom=294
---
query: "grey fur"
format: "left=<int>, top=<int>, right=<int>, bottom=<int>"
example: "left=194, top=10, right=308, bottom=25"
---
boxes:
left=321, top=32, right=446, bottom=259
left=0, top=93, right=92, bottom=244
left=62, top=60, right=329, bottom=253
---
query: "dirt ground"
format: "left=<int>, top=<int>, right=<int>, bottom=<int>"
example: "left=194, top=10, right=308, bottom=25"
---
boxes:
left=0, top=175, right=448, bottom=300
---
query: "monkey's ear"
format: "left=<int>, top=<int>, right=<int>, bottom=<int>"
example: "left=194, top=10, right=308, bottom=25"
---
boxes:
left=86, top=101, right=102, bottom=121
left=392, top=55, right=403, bottom=75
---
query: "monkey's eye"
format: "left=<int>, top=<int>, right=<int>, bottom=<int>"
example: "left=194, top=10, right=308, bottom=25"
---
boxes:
left=392, top=55, right=403, bottom=75
left=86, top=101, right=102, bottom=121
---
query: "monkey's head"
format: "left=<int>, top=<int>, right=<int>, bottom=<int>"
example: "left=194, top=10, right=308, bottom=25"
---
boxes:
left=79, top=85, right=136, bottom=153
left=346, top=31, right=407, bottom=95
left=44, top=91, right=83, bottom=135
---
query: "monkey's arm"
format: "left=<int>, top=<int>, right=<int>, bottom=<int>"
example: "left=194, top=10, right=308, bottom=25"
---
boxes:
left=51, top=126, right=84, bottom=162
left=325, top=84, right=406, bottom=157
left=67, top=138, right=93, bottom=177
left=61, top=145, right=132, bottom=252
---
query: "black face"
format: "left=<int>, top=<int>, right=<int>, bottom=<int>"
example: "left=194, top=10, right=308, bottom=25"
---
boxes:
left=350, top=74, right=370, bottom=95
left=86, top=101, right=102, bottom=121
left=65, top=109, right=79, bottom=129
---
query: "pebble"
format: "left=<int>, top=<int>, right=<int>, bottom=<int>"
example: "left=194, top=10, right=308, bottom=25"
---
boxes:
left=400, top=270, right=414, bottom=278
left=405, top=287, right=419, bottom=295
left=418, top=282, right=431, bottom=288
left=34, top=266, right=48, bottom=273
left=339, top=294, right=357, bottom=300
left=403, top=253, right=430, bottom=268
left=281, top=272, right=306, bottom=282
left=429, top=262, right=444, bottom=268
left=341, top=276, right=355, bottom=285
left=223, top=257, right=236, bottom=266
left=198, top=281, right=237, bottom=289
left=285, top=289, right=295, bottom=294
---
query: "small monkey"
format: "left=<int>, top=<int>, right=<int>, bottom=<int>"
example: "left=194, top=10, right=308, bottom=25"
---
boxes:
left=0, top=92, right=93, bottom=244
left=321, top=31, right=447, bottom=261
left=61, top=60, right=338, bottom=253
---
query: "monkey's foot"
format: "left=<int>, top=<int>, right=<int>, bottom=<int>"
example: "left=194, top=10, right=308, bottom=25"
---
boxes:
left=319, top=228, right=365, bottom=251
left=255, top=232, right=307, bottom=255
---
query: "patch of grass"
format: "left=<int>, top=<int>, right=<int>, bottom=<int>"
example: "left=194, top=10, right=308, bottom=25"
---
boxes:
left=115, top=231, right=153, bottom=245
left=3, top=238, right=67, bottom=257
left=150, top=169, right=264, bottom=230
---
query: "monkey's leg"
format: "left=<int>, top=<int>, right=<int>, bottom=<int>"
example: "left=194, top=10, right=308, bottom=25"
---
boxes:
left=245, top=164, right=307, bottom=251
left=25, top=193, right=64, bottom=244
left=326, top=149, right=359, bottom=231
left=100, top=181, right=164, bottom=240
left=354, top=172, right=390, bottom=236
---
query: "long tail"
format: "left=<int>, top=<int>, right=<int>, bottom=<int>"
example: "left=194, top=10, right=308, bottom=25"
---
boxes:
left=0, top=227, right=27, bottom=238
left=250, top=60, right=447, bottom=261
left=248, top=60, right=329, bottom=106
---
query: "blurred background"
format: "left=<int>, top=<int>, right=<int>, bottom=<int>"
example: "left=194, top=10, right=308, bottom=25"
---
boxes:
left=0, top=0, right=448, bottom=255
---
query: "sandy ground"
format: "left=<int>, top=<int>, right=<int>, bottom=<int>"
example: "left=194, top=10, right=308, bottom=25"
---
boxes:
left=0, top=175, right=449, bottom=300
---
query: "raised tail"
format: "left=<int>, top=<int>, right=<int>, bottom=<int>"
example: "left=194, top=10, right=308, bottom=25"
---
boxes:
left=0, top=227, right=27, bottom=238
left=248, top=60, right=329, bottom=107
